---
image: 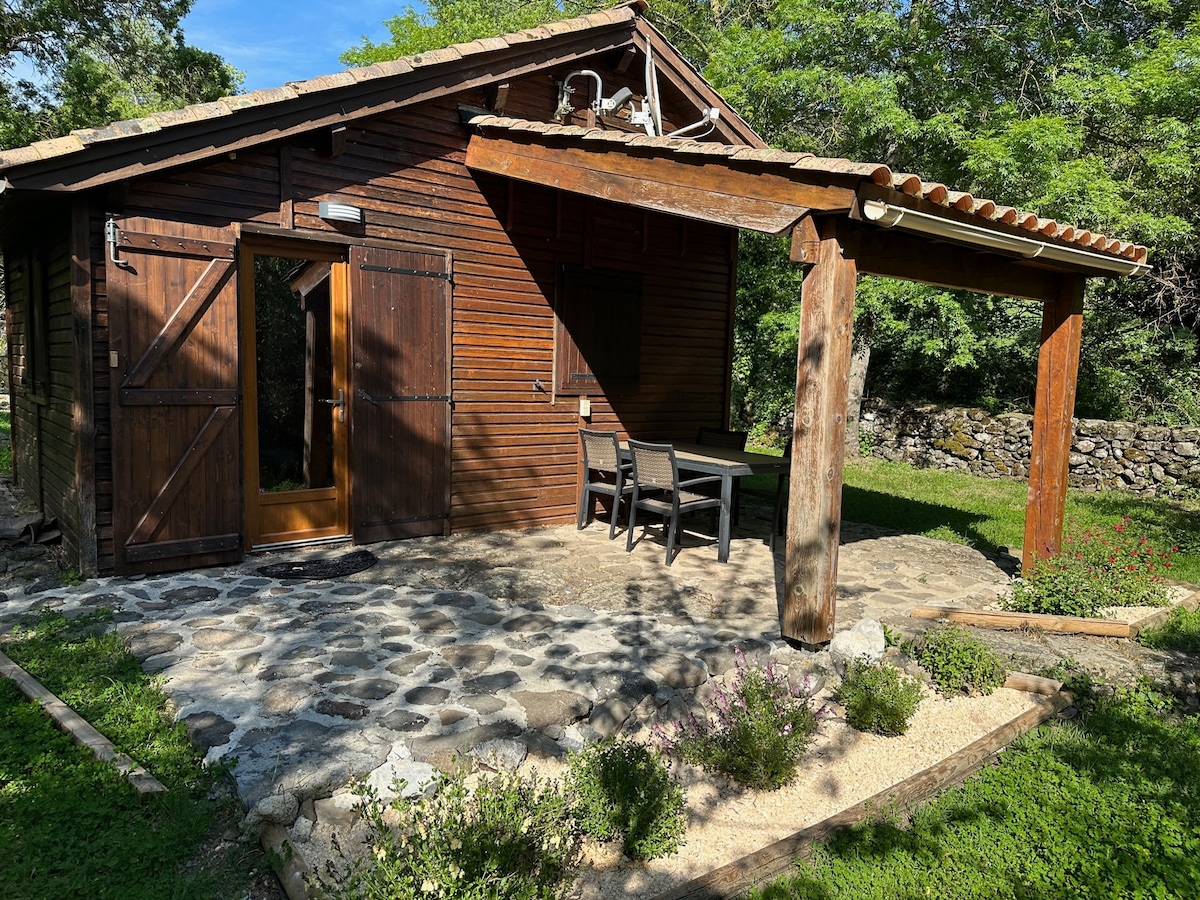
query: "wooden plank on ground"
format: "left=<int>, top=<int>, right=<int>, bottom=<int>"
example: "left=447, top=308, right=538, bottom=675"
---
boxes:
left=909, top=605, right=1131, bottom=637
left=650, top=686, right=1071, bottom=900
left=0, top=649, right=167, bottom=798
left=1128, top=589, right=1200, bottom=637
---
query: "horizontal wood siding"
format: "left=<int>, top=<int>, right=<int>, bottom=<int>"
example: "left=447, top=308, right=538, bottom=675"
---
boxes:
left=284, top=92, right=734, bottom=532
left=78, top=58, right=735, bottom=565
left=5, top=225, right=85, bottom=556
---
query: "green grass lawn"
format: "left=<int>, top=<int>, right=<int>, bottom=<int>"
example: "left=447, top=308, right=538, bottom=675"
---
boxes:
left=0, top=611, right=272, bottom=898
left=838, top=457, right=1200, bottom=585
left=753, top=682, right=1200, bottom=900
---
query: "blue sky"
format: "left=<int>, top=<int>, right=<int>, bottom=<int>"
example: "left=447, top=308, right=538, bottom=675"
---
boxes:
left=180, top=0, right=410, bottom=93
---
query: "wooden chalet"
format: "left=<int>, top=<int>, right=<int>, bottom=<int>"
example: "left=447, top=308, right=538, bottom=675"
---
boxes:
left=0, top=2, right=1148, bottom=643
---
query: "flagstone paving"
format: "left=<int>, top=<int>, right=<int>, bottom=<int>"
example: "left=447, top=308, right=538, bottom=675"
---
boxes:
left=1, top=500, right=1192, bottom=895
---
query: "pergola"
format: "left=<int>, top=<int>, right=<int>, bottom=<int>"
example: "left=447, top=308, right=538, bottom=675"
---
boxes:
left=465, top=115, right=1150, bottom=645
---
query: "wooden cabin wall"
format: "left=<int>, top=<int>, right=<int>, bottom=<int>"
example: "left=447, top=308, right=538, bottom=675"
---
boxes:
left=4, top=223, right=90, bottom=565
left=84, top=67, right=734, bottom=570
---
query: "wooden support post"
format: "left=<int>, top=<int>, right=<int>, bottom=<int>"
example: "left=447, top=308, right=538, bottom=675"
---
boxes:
left=1023, top=275, right=1085, bottom=572
left=782, top=219, right=857, bottom=645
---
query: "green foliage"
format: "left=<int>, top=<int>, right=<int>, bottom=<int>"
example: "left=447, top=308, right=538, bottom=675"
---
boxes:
left=0, top=609, right=266, bottom=897
left=1005, top=518, right=1176, bottom=618
left=661, top=654, right=817, bottom=791
left=0, top=409, right=10, bottom=472
left=905, top=625, right=1006, bottom=697
left=1137, top=605, right=1200, bottom=654
left=752, top=685, right=1200, bottom=900
left=837, top=660, right=923, bottom=737
left=563, top=739, right=686, bottom=861
left=338, top=769, right=581, bottom=900
left=1, top=0, right=240, bottom=150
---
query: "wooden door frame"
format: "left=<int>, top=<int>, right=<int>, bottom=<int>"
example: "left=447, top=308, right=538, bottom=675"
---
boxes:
left=238, top=234, right=351, bottom=547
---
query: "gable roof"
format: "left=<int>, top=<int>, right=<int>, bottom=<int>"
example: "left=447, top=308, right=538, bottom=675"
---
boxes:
left=0, top=1, right=762, bottom=193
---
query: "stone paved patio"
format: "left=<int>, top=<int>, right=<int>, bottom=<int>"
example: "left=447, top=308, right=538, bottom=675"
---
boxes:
left=1, top=496, right=1193, bottom=895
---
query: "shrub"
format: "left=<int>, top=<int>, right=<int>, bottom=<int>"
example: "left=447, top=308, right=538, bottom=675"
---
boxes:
left=906, top=626, right=1006, bottom=696
left=338, top=770, right=581, bottom=900
left=837, top=660, right=924, bottom=736
left=564, top=739, right=686, bottom=861
left=1004, top=518, right=1176, bottom=618
left=660, top=654, right=817, bottom=791
left=1137, top=606, right=1200, bottom=653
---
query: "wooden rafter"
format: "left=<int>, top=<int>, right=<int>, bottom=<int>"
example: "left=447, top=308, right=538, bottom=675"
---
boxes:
left=466, top=134, right=856, bottom=233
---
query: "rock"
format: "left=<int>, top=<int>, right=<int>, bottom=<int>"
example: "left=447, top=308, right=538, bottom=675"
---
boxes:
left=470, top=738, right=528, bottom=772
left=643, top=650, right=708, bottom=688
left=829, top=618, right=886, bottom=674
left=509, top=689, right=592, bottom=729
left=589, top=697, right=632, bottom=738
left=245, top=792, right=299, bottom=830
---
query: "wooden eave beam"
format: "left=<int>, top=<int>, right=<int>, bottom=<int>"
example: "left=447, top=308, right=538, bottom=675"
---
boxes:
left=836, top=220, right=1064, bottom=303
left=5, top=26, right=639, bottom=193
left=466, top=133, right=856, bottom=234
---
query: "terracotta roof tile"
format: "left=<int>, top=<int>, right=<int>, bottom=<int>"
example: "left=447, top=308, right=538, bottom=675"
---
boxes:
left=466, top=114, right=1148, bottom=267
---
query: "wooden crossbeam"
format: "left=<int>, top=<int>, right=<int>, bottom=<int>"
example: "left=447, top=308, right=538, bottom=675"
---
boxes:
left=466, top=134, right=856, bottom=234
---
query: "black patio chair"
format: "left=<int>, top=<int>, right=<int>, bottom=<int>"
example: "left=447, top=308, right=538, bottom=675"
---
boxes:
left=577, top=428, right=634, bottom=539
left=625, top=439, right=722, bottom=565
left=695, top=425, right=748, bottom=523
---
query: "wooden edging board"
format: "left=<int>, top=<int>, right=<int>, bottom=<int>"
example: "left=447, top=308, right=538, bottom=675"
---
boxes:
left=910, top=589, right=1200, bottom=638
left=648, top=676, right=1072, bottom=900
left=0, top=648, right=167, bottom=798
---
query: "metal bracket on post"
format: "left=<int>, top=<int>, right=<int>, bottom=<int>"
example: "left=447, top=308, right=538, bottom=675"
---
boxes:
left=106, top=218, right=134, bottom=270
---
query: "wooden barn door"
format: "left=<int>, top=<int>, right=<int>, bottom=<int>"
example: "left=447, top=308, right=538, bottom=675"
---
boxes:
left=108, top=224, right=242, bottom=573
left=348, top=245, right=451, bottom=542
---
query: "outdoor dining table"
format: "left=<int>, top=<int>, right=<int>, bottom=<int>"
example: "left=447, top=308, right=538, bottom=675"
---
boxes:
left=620, top=441, right=790, bottom=563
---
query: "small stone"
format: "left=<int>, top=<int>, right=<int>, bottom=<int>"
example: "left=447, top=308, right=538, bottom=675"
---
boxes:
left=470, top=738, right=527, bottom=772
left=405, top=685, right=450, bottom=705
left=316, top=699, right=369, bottom=720
left=589, top=698, right=632, bottom=738
left=829, top=618, right=886, bottom=674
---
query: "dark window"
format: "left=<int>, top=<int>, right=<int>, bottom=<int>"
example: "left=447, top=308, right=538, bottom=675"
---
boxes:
left=555, top=264, right=641, bottom=395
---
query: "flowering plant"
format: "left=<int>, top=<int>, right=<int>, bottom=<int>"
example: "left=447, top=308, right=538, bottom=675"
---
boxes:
left=338, top=770, right=580, bottom=900
left=658, top=651, right=817, bottom=791
left=1004, top=517, right=1176, bottom=619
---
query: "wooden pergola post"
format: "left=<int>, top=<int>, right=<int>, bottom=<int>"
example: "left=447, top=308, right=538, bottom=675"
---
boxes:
left=1023, top=275, right=1085, bottom=571
left=782, top=219, right=857, bottom=645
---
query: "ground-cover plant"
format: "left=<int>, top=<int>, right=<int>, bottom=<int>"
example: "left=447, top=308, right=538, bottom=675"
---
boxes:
left=905, top=625, right=1005, bottom=696
left=0, top=610, right=269, bottom=898
left=751, top=683, right=1200, bottom=900
left=1004, top=517, right=1176, bottom=618
left=837, top=457, right=1200, bottom=584
left=1137, top=605, right=1200, bottom=654
left=338, top=769, right=581, bottom=900
left=836, top=660, right=923, bottom=736
left=660, top=654, right=817, bottom=790
left=563, top=739, right=686, bottom=861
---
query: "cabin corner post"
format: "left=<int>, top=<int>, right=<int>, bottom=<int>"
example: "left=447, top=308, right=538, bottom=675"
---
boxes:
left=1023, top=274, right=1085, bottom=573
left=70, top=198, right=99, bottom=576
left=782, top=218, right=857, bottom=646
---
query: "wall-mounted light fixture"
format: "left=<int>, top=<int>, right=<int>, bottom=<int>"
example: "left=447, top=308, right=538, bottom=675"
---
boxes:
left=861, top=199, right=1149, bottom=277
left=318, top=201, right=363, bottom=223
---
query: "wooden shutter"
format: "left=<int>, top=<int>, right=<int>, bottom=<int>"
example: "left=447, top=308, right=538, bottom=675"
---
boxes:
left=108, top=224, right=242, bottom=573
left=555, top=264, right=642, bottom=395
left=348, top=245, right=451, bottom=542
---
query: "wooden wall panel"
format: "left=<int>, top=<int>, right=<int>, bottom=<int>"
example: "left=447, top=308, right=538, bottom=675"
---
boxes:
left=77, top=65, right=737, bottom=567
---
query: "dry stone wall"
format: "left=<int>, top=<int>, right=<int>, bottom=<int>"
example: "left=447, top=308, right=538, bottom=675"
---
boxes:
left=863, top=403, right=1200, bottom=496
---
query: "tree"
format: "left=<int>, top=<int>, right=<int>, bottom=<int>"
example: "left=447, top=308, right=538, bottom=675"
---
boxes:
left=0, top=0, right=240, bottom=150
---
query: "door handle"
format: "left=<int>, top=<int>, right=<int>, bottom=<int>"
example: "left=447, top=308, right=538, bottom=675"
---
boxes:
left=320, top=388, right=345, bottom=422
